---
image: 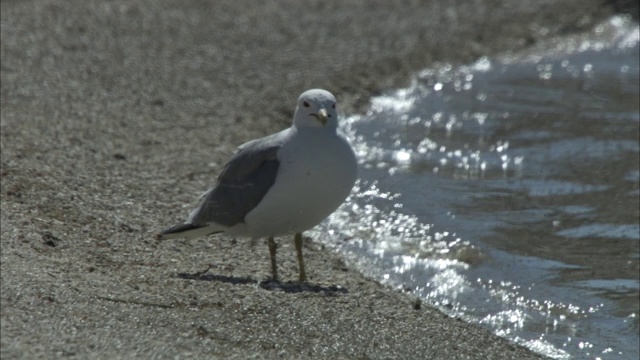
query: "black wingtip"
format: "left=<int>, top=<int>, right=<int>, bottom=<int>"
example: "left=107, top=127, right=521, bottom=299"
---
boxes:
left=165, top=223, right=205, bottom=234
left=156, top=223, right=206, bottom=240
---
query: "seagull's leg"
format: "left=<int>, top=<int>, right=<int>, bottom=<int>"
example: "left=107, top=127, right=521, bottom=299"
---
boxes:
left=267, top=236, right=278, bottom=281
left=294, top=232, right=307, bottom=282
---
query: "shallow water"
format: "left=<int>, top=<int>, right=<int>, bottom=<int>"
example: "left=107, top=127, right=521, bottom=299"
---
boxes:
left=318, top=16, right=639, bottom=359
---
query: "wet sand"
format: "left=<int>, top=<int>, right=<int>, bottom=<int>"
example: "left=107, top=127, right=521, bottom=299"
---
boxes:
left=1, top=0, right=633, bottom=358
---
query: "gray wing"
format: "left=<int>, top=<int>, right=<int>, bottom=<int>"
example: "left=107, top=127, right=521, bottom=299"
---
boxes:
left=187, top=129, right=292, bottom=227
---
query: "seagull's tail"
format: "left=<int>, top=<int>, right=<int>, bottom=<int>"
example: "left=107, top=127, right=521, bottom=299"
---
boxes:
left=155, top=223, right=224, bottom=241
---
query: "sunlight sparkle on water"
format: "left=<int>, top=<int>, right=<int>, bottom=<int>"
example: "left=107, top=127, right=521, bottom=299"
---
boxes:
left=394, top=150, right=411, bottom=163
left=330, top=17, right=639, bottom=359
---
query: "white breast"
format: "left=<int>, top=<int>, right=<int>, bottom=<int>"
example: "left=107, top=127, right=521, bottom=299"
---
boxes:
left=243, top=128, right=357, bottom=238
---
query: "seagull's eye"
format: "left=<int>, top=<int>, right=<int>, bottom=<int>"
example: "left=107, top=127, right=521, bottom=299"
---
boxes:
left=332, top=103, right=335, bottom=109
left=303, top=101, right=310, bottom=108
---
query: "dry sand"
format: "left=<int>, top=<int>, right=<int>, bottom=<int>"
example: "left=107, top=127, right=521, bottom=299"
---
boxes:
left=1, top=0, right=635, bottom=358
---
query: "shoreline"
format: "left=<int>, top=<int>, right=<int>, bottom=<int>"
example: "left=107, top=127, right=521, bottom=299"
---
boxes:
left=1, top=1, right=635, bottom=358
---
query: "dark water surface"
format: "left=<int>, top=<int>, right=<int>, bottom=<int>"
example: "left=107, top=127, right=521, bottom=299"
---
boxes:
left=319, top=16, right=639, bottom=359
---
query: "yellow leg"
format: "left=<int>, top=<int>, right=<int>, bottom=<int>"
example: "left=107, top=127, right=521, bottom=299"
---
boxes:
left=294, top=232, right=306, bottom=282
left=268, top=237, right=278, bottom=281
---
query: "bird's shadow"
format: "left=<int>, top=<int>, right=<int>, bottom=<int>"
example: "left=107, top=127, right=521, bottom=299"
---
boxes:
left=176, top=270, right=348, bottom=295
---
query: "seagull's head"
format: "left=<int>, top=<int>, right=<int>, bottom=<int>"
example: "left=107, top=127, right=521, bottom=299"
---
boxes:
left=293, top=89, right=338, bottom=129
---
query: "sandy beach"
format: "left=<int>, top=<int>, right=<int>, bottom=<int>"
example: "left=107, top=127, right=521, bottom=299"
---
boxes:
left=1, top=0, right=635, bottom=358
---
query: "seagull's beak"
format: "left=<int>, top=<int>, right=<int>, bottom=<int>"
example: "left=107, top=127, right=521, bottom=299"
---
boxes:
left=313, top=108, right=328, bottom=126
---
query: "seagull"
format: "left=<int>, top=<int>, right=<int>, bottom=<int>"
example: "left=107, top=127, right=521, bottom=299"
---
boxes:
left=157, top=89, right=358, bottom=282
